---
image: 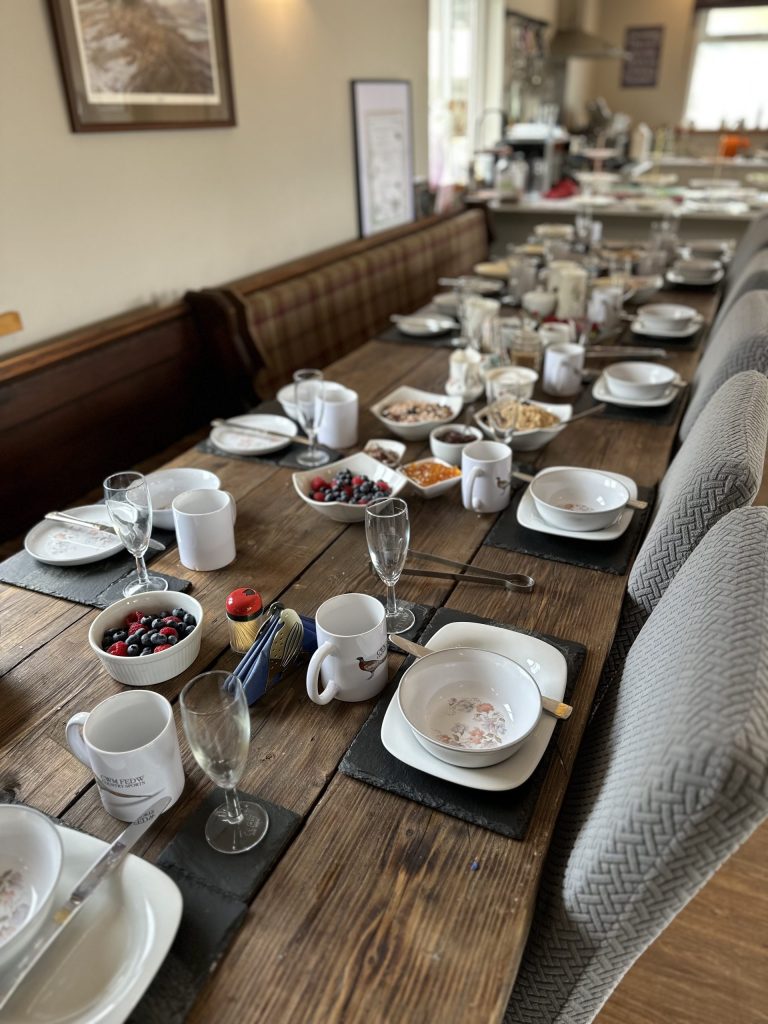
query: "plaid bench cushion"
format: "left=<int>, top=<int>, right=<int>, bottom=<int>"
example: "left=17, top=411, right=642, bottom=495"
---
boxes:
left=235, top=209, right=488, bottom=395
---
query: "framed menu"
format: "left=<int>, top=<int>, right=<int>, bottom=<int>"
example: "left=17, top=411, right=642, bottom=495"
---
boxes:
left=351, top=80, right=414, bottom=238
left=621, top=26, right=664, bottom=89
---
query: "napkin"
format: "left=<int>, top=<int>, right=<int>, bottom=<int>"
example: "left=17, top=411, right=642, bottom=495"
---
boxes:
left=236, top=609, right=317, bottom=704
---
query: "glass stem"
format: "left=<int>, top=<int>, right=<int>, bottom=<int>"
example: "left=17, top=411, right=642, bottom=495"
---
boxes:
left=386, top=583, right=398, bottom=620
left=224, top=787, right=244, bottom=825
left=134, top=553, right=151, bottom=589
left=306, top=429, right=316, bottom=460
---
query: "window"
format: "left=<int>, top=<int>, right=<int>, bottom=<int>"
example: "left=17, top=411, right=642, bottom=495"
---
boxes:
left=684, top=6, right=768, bottom=130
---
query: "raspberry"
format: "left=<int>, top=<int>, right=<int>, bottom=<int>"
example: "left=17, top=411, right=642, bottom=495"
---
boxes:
left=159, top=627, right=178, bottom=639
left=154, top=644, right=172, bottom=653
left=127, top=623, right=145, bottom=636
left=124, top=611, right=145, bottom=625
left=310, top=476, right=328, bottom=491
left=375, top=481, right=390, bottom=493
left=351, top=475, right=365, bottom=486
left=311, top=491, right=326, bottom=502
left=161, top=616, right=183, bottom=626
left=106, top=641, right=129, bottom=657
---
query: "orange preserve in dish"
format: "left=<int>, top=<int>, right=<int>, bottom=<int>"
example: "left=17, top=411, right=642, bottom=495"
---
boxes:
left=403, top=460, right=461, bottom=487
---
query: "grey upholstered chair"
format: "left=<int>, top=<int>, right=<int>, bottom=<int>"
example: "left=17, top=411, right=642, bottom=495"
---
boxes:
left=723, top=211, right=768, bottom=293
left=712, top=249, right=768, bottom=336
left=679, top=290, right=768, bottom=441
left=504, top=506, right=768, bottom=1024
left=595, top=370, right=768, bottom=698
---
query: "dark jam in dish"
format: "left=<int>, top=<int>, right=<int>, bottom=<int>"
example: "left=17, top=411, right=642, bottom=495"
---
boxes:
left=436, top=429, right=476, bottom=445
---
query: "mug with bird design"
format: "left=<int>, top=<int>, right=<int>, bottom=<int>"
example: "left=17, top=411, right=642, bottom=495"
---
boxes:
left=307, top=593, right=388, bottom=705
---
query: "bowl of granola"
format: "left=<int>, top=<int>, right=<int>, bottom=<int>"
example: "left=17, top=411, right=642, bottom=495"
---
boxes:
left=475, top=398, right=572, bottom=451
left=371, top=386, right=462, bottom=441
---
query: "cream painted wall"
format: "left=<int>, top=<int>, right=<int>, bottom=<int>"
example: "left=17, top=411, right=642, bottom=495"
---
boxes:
left=0, top=0, right=428, bottom=354
left=591, top=0, right=697, bottom=126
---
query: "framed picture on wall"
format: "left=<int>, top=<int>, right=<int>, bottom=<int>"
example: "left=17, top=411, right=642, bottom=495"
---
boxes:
left=46, top=0, right=236, bottom=132
left=351, top=79, right=415, bottom=238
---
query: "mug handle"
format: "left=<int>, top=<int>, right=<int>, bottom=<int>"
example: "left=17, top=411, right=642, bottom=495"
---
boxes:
left=306, top=641, right=339, bottom=705
left=65, top=712, right=91, bottom=767
left=223, top=491, right=237, bottom=525
left=467, top=466, right=485, bottom=513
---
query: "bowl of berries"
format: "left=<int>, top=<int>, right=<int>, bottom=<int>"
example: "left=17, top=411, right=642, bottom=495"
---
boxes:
left=88, top=591, right=204, bottom=686
left=292, top=452, right=408, bottom=522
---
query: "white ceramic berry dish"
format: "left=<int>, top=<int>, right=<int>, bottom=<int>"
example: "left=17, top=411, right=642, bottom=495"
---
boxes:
left=88, top=591, right=204, bottom=686
left=292, top=452, right=408, bottom=524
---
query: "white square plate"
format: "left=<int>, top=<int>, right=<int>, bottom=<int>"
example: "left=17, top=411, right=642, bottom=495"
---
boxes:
left=592, top=374, right=681, bottom=408
left=1, top=823, right=182, bottom=1023
left=516, top=467, right=638, bottom=542
left=380, top=621, right=568, bottom=792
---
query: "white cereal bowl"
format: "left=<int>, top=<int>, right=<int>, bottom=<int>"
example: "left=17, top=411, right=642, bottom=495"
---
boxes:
left=145, top=468, right=221, bottom=530
left=429, top=425, right=483, bottom=466
left=397, top=648, right=542, bottom=768
left=529, top=467, right=630, bottom=532
left=522, top=291, right=557, bottom=318
left=292, top=451, right=408, bottom=523
left=370, top=386, right=462, bottom=441
left=402, top=457, right=462, bottom=499
left=475, top=400, right=572, bottom=452
left=88, top=591, right=204, bottom=686
left=637, top=303, right=697, bottom=332
left=0, top=806, right=63, bottom=970
left=671, top=258, right=721, bottom=282
left=484, top=366, right=539, bottom=403
left=603, top=362, right=679, bottom=401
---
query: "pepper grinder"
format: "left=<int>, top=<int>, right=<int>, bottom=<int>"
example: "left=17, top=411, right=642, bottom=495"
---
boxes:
left=226, top=587, right=264, bottom=654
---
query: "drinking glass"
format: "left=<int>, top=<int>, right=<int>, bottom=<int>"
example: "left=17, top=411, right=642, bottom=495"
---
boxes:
left=180, top=670, right=269, bottom=854
left=365, top=497, right=415, bottom=634
left=103, top=471, right=167, bottom=597
left=293, top=368, right=329, bottom=467
left=487, top=384, right=521, bottom=446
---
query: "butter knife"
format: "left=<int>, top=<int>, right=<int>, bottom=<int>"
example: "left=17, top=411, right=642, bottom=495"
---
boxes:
left=45, top=512, right=166, bottom=553
left=0, top=796, right=170, bottom=1011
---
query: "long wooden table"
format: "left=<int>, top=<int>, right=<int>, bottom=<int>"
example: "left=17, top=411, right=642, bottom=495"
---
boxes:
left=0, top=289, right=717, bottom=1023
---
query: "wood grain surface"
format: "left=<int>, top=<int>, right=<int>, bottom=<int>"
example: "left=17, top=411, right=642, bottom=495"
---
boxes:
left=0, top=289, right=733, bottom=1023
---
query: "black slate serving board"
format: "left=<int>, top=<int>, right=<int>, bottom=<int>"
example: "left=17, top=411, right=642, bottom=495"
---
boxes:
left=340, top=606, right=586, bottom=840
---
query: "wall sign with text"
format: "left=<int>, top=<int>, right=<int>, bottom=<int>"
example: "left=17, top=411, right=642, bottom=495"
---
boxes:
left=621, top=26, right=664, bottom=89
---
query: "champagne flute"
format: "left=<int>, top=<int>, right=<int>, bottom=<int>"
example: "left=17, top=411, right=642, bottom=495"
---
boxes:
left=294, top=368, right=330, bottom=467
left=103, top=471, right=167, bottom=597
left=180, top=670, right=269, bottom=854
left=365, top=497, right=415, bottom=634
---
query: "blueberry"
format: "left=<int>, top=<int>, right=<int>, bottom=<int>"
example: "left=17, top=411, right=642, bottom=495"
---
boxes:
left=183, top=623, right=195, bottom=636
left=140, top=648, right=154, bottom=656
left=172, top=607, right=185, bottom=619
left=151, top=618, right=163, bottom=630
left=131, top=627, right=146, bottom=639
left=151, top=633, right=165, bottom=646
left=141, top=633, right=154, bottom=647
left=140, top=616, right=153, bottom=627
left=112, top=630, right=127, bottom=642
left=165, top=634, right=178, bottom=645
left=127, top=644, right=140, bottom=657
left=183, top=613, right=195, bottom=626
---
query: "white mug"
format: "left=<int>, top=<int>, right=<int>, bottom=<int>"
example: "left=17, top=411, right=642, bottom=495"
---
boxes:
left=556, top=266, right=588, bottom=320
left=172, top=488, right=236, bottom=571
left=317, top=385, right=358, bottom=449
left=66, top=690, right=184, bottom=822
left=306, top=593, right=388, bottom=705
left=538, top=322, right=573, bottom=348
left=543, top=343, right=585, bottom=397
left=461, top=440, right=512, bottom=514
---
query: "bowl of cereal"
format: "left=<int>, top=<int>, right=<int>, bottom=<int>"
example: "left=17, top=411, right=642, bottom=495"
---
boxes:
left=475, top=399, right=572, bottom=452
left=371, top=386, right=462, bottom=441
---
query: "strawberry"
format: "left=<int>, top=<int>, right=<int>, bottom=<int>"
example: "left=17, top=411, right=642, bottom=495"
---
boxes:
left=154, top=644, right=172, bottom=653
left=106, top=641, right=129, bottom=657
left=159, top=627, right=178, bottom=639
left=124, top=611, right=145, bottom=625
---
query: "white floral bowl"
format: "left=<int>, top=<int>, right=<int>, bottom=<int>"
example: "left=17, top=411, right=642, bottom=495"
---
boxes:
left=0, top=806, right=63, bottom=970
left=397, top=648, right=542, bottom=768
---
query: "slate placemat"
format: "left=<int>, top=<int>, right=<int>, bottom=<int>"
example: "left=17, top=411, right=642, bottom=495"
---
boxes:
left=0, top=527, right=190, bottom=608
left=483, top=483, right=655, bottom=575
left=197, top=399, right=343, bottom=468
left=620, top=326, right=704, bottom=353
left=128, top=789, right=301, bottom=1024
left=375, top=324, right=463, bottom=349
left=340, top=606, right=586, bottom=840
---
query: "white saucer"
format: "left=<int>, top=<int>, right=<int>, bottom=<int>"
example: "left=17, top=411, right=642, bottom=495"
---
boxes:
left=0, top=822, right=181, bottom=1023
left=665, top=268, right=724, bottom=287
left=593, top=373, right=681, bottom=408
left=394, top=315, right=457, bottom=337
left=209, top=413, right=298, bottom=455
left=380, top=621, right=567, bottom=792
left=24, top=505, right=123, bottom=566
left=630, top=314, right=702, bottom=340
left=516, top=467, right=638, bottom=542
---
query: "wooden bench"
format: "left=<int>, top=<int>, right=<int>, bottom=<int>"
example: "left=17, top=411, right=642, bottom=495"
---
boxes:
left=0, top=208, right=488, bottom=543
left=186, top=208, right=490, bottom=396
